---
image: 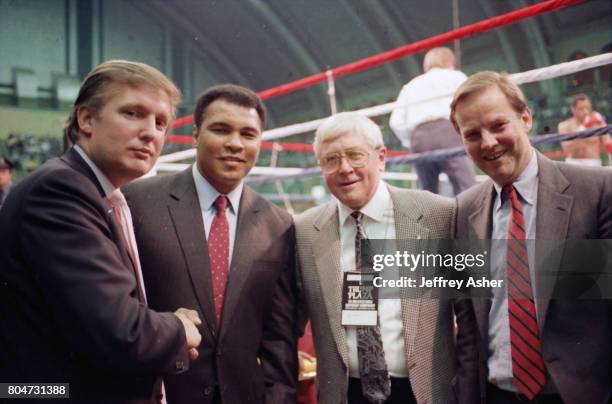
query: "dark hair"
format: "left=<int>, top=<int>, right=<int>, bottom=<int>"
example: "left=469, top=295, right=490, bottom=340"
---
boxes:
left=193, top=84, right=266, bottom=130
left=64, top=60, right=181, bottom=143
left=0, top=156, right=14, bottom=170
left=570, top=93, right=590, bottom=107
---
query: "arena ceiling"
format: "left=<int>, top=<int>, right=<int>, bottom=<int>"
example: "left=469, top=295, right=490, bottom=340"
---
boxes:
left=139, top=0, right=610, bottom=128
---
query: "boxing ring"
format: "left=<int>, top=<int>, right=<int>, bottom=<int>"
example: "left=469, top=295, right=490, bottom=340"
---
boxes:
left=155, top=0, right=612, bottom=208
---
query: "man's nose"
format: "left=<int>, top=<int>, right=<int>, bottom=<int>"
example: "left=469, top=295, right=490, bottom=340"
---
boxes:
left=337, top=156, right=354, bottom=174
left=225, top=132, right=244, bottom=151
left=139, top=116, right=159, bottom=140
left=481, top=131, right=498, bottom=149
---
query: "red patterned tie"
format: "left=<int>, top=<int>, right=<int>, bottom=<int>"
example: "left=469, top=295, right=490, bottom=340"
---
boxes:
left=208, top=195, right=229, bottom=327
left=504, top=185, right=546, bottom=399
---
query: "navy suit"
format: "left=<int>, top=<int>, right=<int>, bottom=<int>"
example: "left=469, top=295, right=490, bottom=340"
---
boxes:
left=0, top=148, right=189, bottom=403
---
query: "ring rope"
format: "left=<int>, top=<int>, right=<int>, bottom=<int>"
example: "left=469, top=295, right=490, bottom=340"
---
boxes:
left=244, top=125, right=612, bottom=184
left=170, top=0, right=584, bottom=130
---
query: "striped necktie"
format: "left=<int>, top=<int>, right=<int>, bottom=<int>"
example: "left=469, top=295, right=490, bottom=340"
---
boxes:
left=504, top=185, right=546, bottom=399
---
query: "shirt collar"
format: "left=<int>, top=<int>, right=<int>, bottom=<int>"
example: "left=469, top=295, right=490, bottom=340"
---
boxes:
left=192, top=163, right=242, bottom=214
left=74, top=144, right=116, bottom=197
left=338, top=180, right=390, bottom=227
left=493, top=148, right=538, bottom=210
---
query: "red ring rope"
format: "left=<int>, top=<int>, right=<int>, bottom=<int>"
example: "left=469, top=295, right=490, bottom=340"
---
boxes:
left=171, top=0, right=583, bottom=130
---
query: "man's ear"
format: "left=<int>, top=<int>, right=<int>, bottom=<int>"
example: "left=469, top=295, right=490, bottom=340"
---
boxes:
left=192, top=126, right=200, bottom=147
left=378, top=147, right=387, bottom=171
left=522, top=107, right=533, bottom=132
left=76, top=106, right=95, bottom=137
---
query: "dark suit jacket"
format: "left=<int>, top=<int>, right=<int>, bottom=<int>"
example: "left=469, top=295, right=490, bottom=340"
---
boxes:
left=0, top=148, right=189, bottom=403
left=124, top=167, right=298, bottom=404
left=454, top=152, right=612, bottom=404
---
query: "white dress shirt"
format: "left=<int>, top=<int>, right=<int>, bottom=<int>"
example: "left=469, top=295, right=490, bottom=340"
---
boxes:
left=337, top=180, right=408, bottom=378
left=390, top=68, right=467, bottom=148
left=488, top=149, right=539, bottom=391
left=192, top=163, right=242, bottom=267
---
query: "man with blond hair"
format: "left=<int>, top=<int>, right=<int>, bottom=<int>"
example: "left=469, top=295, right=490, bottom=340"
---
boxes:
left=390, top=47, right=475, bottom=195
left=0, top=60, right=201, bottom=403
left=451, top=71, right=612, bottom=404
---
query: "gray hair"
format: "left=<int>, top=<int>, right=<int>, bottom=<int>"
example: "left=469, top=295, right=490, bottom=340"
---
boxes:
left=313, top=112, right=384, bottom=157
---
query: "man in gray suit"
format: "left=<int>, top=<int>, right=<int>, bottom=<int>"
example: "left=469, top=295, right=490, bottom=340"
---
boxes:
left=451, top=71, right=612, bottom=403
left=125, top=84, right=298, bottom=404
left=296, top=112, right=460, bottom=404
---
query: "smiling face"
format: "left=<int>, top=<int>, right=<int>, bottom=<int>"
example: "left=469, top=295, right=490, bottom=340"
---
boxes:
left=454, top=85, right=533, bottom=187
left=76, top=84, right=172, bottom=188
left=193, top=99, right=262, bottom=194
left=320, top=131, right=386, bottom=210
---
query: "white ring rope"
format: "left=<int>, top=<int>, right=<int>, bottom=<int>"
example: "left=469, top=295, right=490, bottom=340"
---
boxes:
left=157, top=53, right=612, bottom=170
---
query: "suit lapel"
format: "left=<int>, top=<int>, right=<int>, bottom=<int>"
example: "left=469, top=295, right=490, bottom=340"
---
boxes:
left=467, top=182, right=495, bottom=339
left=312, top=202, right=349, bottom=366
left=388, top=187, right=432, bottom=361
left=65, top=148, right=146, bottom=303
left=534, top=154, right=572, bottom=331
left=468, top=182, right=494, bottom=241
left=167, top=169, right=217, bottom=338
left=220, top=186, right=262, bottom=340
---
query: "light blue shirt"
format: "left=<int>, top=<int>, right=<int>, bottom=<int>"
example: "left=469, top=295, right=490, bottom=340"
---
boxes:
left=488, top=149, right=539, bottom=391
left=192, top=164, right=242, bottom=267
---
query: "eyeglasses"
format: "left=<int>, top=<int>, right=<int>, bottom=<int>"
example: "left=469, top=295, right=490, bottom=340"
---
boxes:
left=319, top=148, right=373, bottom=173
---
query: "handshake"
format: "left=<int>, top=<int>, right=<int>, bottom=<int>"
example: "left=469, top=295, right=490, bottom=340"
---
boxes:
left=174, top=308, right=203, bottom=361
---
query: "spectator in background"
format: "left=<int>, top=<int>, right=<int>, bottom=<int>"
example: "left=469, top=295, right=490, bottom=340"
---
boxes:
left=390, top=47, right=475, bottom=195
left=599, top=43, right=612, bottom=89
left=0, top=156, right=14, bottom=209
left=558, top=93, right=612, bottom=166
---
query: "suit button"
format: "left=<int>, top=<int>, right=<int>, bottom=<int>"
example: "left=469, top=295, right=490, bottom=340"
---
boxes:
left=175, top=360, right=185, bottom=371
left=217, top=350, right=222, bottom=357
left=204, top=386, right=213, bottom=395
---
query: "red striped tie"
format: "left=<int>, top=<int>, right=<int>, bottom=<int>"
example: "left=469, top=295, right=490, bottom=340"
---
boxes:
left=504, top=185, right=546, bottom=399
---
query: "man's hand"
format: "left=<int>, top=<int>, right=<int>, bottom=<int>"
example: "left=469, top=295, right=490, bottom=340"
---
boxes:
left=298, top=350, right=316, bottom=379
left=174, top=308, right=202, bottom=360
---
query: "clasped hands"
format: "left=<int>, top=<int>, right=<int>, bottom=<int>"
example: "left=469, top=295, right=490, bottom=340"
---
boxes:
left=174, top=308, right=202, bottom=361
